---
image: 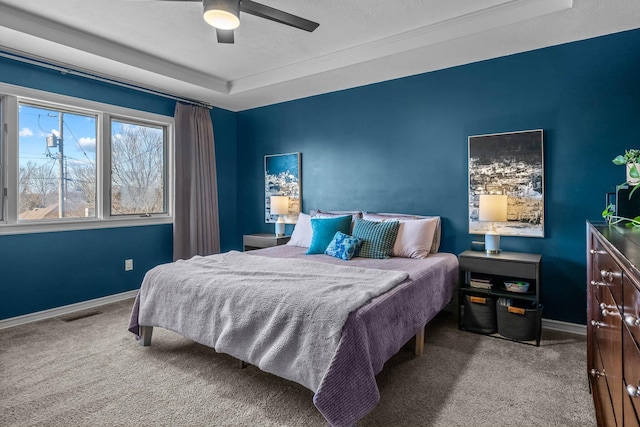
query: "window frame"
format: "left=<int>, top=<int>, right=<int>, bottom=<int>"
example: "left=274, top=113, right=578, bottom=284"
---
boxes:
left=17, top=100, right=100, bottom=222
left=0, top=95, right=5, bottom=222
left=107, top=116, right=169, bottom=217
left=0, top=82, right=174, bottom=235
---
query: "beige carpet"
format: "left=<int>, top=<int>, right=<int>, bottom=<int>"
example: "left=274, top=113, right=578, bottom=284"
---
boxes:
left=0, top=299, right=595, bottom=426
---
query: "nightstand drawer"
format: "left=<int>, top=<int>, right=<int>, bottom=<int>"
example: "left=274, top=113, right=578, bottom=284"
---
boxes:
left=243, top=234, right=291, bottom=251
left=459, top=256, right=537, bottom=279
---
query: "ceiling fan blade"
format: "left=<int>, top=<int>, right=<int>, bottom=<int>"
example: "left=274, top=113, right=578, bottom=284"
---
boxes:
left=216, top=28, right=235, bottom=43
left=240, top=0, right=319, bottom=32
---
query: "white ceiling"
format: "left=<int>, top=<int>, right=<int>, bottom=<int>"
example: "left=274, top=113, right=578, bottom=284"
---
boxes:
left=0, top=0, right=639, bottom=111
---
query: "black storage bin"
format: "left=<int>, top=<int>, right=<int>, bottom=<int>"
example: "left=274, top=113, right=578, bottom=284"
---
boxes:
left=496, top=302, right=542, bottom=341
left=462, top=294, right=497, bottom=334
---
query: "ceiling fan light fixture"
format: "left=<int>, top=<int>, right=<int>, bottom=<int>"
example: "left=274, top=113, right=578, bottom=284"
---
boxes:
left=203, top=0, right=240, bottom=30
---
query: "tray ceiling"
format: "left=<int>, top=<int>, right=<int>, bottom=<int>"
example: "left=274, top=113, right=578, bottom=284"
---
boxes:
left=0, top=0, right=639, bottom=111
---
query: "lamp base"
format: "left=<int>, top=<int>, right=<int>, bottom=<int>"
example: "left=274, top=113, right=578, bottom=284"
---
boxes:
left=275, top=221, right=285, bottom=237
left=484, top=232, right=501, bottom=254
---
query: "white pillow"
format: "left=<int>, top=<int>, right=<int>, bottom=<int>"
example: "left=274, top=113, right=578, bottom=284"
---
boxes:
left=363, top=212, right=441, bottom=254
left=286, top=212, right=313, bottom=247
left=390, top=217, right=438, bottom=259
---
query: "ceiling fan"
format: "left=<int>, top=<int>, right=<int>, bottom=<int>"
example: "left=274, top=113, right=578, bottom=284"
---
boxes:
left=141, top=0, right=319, bottom=44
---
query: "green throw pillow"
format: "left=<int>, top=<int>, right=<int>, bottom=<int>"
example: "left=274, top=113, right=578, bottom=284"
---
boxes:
left=352, top=219, right=400, bottom=259
left=306, top=215, right=353, bottom=255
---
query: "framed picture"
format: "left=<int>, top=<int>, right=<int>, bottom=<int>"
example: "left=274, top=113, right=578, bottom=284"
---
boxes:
left=265, top=152, right=301, bottom=224
left=468, top=129, right=544, bottom=238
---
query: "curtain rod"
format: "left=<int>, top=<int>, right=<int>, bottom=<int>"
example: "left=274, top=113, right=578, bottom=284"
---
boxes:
left=0, top=49, right=213, bottom=109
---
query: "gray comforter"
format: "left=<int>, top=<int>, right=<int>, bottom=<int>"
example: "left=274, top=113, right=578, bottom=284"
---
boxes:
left=130, top=246, right=458, bottom=427
left=133, top=250, right=407, bottom=392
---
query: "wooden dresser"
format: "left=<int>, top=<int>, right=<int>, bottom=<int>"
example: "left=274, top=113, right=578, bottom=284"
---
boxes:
left=587, top=222, right=640, bottom=426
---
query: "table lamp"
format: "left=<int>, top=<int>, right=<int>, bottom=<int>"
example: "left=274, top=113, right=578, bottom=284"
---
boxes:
left=270, top=195, right=289, bottom=237
left=479, top=194, right=508, bottom=254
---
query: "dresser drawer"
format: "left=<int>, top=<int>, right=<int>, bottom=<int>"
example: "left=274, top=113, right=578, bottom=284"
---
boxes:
left=592, top=263, right=606, bottom=307
left=623, top=324, right=640, bottom=424
left=623, top=275, right=640, bottom=348
left=591, top=344, right=619, bottom=427
left=592, top=238, right=623, bottom=307
left=598, top=288, right=624, bottom=426
left=623, top=393, right=639, bottom=427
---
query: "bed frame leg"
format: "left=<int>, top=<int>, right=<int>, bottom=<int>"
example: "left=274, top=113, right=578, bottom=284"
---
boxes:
left=140, top=326, right=153, bottom=346
left=237, top=359, right=248, bottom=369
left=414, top=326, right=425, bottom=357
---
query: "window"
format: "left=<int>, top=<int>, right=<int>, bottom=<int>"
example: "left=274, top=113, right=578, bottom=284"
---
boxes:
left=0, top=84, right=173, bottom=233
left=110, top=120, right=166, bottom=215
left=0, top=97, right=4, bottom=222
left=18, top=103, right=97, bottom=220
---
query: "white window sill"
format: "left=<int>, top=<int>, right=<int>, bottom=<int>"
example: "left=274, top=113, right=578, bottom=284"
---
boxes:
left=0, top=216, right=173, bottom=236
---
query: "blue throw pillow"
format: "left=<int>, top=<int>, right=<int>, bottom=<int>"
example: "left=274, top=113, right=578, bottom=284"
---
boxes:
left=324, top=231, right=362, bottom=260
left=306, top=215, right=353, bottom=255
left=352, top=218, right=400, bottom=259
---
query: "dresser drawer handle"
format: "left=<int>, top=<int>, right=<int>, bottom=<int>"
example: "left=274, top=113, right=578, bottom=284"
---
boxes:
left=600, top=303, right=622, bottom=318
left=600, top=269, right=620, bottom=281
left=591, top=320, right=605, bottom=328
left=627, top=384, right=640, bottom=398
left=590, top=280, right=607, bottom=287
left=602, top=308, right=621, bottom=318
left=625, top=315, right=640, bottom=327
left=590, top=368, right=605, bottom=378
left=590, top=249, right=606, bottom=255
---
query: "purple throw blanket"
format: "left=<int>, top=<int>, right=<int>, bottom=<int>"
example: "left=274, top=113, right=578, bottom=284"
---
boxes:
left=129, top=245, right=458, bottom=427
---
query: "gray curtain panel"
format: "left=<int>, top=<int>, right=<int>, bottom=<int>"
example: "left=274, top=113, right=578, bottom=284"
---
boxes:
left=173, top=103, right=221, bottom=260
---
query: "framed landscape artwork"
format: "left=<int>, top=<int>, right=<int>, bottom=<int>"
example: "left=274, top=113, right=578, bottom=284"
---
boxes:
left=265, top=152, right=301, bottom=224
left=468, top=129, right=544, bottom=238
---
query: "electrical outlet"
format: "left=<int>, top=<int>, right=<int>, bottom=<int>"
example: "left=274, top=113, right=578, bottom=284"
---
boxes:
left=125, top=259, right=134, bottom=271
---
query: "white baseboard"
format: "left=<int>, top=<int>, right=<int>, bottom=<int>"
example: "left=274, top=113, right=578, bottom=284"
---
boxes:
left=0, top=290, right=138, bottom=330
left=542, top=318, right=586, bottom=335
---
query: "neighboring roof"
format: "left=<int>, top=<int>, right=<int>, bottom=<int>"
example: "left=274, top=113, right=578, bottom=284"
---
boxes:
left=18, top=204, right=59, bottom=220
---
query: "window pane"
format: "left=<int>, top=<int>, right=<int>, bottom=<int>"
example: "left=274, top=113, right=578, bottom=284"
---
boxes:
left=110, top=120, right=165, bottom=215
left=18, top=104, right=97, bottom=220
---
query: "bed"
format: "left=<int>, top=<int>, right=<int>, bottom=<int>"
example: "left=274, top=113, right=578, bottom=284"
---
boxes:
left=128, top=215, right=458, bottom=427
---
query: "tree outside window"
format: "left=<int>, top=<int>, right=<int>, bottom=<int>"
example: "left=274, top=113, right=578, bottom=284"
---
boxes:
left=110, top=120, right=165, bottom=215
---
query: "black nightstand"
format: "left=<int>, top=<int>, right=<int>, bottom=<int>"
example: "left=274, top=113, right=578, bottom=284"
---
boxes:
left=243, top=233, right=291, bottom=251
left=458, top=250, right=542, bottom=346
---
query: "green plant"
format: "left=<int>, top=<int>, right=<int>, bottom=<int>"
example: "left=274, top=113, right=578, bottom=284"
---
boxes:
left=602, top=203, right=640, bottom=227
left=612, top=149, right=640, bottom=166
left=613, top=149, right=640, bottom=198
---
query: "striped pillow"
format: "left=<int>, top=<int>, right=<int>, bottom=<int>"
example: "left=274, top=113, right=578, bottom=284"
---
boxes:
left=352, top=219, right=400, bottom=259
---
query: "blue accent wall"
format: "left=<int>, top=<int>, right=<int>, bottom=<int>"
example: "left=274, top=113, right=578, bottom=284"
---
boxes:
left=3, top=28, right=639, bottom=324
left=236, top=29, right=640, bottom=324
left=0, top=226, right=172, bottom=319
left=212, top=107, right=240, bottom=251
left=0, top=55, right=238, bottom=319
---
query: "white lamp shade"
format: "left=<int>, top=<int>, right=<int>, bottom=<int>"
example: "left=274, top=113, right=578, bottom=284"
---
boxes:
left=479, top=194, right=508, bottom=222
left=270, top=196, right=289, bottom=215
